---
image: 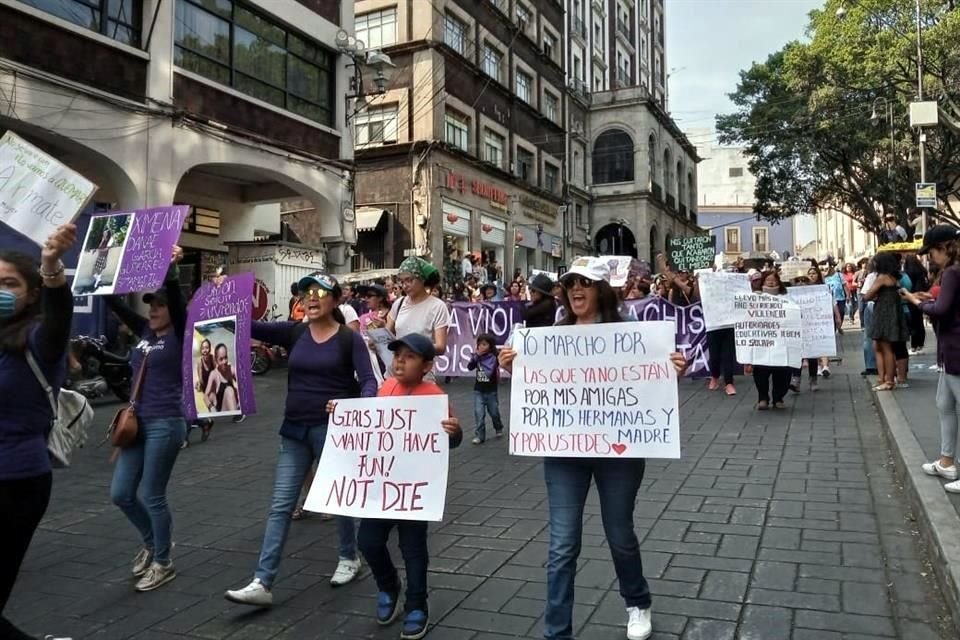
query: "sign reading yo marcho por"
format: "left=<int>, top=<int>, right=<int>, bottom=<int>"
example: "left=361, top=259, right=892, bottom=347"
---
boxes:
left=0, top=131, right=98, bottom=245
left=509, top=322, right=680, bottom=459
left=668, top=235, right=717, bottom=272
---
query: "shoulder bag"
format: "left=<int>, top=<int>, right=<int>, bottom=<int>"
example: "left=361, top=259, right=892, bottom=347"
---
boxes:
left=109, top=351, right=148, bottom=449
left=24, top=350, right=95, bottom=468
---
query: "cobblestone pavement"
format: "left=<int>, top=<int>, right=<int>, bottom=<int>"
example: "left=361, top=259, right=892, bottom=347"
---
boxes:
left=8, top=354, right=957, bottom=639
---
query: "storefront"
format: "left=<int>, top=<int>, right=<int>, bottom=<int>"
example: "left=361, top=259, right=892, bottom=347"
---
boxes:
left=480, top=215, right=507, bottom=282
left=442, top=199, right=472, bottom=283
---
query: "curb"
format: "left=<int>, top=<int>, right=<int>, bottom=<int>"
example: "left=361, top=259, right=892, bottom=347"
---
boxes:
left=870, top=382, right=960, bottom=630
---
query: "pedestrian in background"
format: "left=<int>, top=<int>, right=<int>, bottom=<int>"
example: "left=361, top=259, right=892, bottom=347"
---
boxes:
left=0, top=224, right=76, bottom=640
left=467, top=333, right=504, bottom=444
left=864, top=252, right=908, bottom=391
left=903, top=254, right=929, bottom=354
left=752, top=271, right=792, bottom=410
left=523, top=274, right=557, bottom=328
left=105, top=246, right=188, bottom=592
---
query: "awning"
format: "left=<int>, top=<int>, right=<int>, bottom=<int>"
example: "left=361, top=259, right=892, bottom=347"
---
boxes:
left=355, top=207, right=386, bottom=232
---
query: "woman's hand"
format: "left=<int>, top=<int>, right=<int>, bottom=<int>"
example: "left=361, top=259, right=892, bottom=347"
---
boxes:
left=669, top=351, right=687, bottom=376
left=41, top=223, right=77, bottom=269
left=498, top=346, right=516, bottom=371
left=326, top=400, right=337, bottom=414
left=171, top=245, right=184, bottom=264
left=441, top=416, right=461, bottom=437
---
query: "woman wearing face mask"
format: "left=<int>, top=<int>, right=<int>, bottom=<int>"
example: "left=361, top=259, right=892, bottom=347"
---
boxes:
left=225, top=273, right=377, bottom=607
left=104, top=246, right=187, bottom=592
left=752, top=271, right=792, bottom=410
left=0, top=225, right=77, bottom=640
left=498, top=257, right=686, bottom=640
left=386, top=257, right=450, bottom=381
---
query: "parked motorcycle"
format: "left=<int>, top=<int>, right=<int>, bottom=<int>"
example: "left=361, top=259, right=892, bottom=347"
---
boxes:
left=67, top=335, right=132, bottom=402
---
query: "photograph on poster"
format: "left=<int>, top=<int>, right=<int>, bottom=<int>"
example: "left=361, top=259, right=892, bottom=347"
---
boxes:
left=192, top=316, right=242, bottom=418
left=71, top=213, right=131, bottom=295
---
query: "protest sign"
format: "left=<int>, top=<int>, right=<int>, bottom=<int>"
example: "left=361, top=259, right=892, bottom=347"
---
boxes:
left=668, top=235, right=717, bottom=272
left=0, top=131, right=97, bottom=245
left=434, top=301, right=524, bottom=376
left=699, top=272, right=752, bottom=330
left=786, top=285, right=837, bottom=358
left=304, top=396, right=450, bottom=521
left=181, top=273, right=256, bottom=420
left=72, top=206, right=187, bottom=296
left=780, top=261, right=812, bottom=282
left=367, top=327, right=395, bottom=372
left=733, top=293, right=803, bottom=368
left=597, top=256, right=633, bottom=287
left=509, top=322, right=680, bottom=459
left=190, top=316, right=242, bottom=419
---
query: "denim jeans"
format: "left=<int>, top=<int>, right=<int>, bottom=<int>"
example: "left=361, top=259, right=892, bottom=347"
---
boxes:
left=110, top=416, right=186, bottom=564
left=254, top=423, right=358, bottom=587
left=543, top=458, right=650, bottom=640
left=861, top=300, right=877, bottom=371
left=936, top=372, right=960, bottom=459
left=474, top=390, right=504, bottom=441
left=358, top=518, right=429, bottom=613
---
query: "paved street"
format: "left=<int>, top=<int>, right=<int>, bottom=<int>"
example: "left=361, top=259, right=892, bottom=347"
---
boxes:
left=8, top=348, right=958, bottom=640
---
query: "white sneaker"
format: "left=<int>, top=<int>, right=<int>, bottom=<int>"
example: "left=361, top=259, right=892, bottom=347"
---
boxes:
left=945, top=480, right=960, bottom=494
left=922, top=461, right=958, bottom=481
left=134, top=561, right=176, bottom=592
left=131, top=547, right=153, bottom=577
left=626, top=607, right=652, bottom=640
left=471, top=437, right=483, bottom=445
left=330, top=557, right=362, bottom=587
left=225, top=578, right=273, bottom=607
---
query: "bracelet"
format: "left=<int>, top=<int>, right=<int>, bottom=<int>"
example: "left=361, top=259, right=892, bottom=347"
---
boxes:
left=39, top=261, right=65, bottom=278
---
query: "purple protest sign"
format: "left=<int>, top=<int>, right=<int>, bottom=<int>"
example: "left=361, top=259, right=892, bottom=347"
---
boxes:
left=434, top=301, right=525, bottom=376
left=71, top=205, right=188, bottom=296
left=181, top=273, right=256, bottom=421
left=622, top=298, right=710, bottom=378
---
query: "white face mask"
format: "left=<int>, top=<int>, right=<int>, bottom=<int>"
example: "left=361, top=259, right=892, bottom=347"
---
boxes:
left=762, top=286, right=780, bottom=295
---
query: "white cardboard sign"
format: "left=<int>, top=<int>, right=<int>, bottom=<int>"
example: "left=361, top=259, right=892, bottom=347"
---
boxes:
left=733, top=293, right=803, bottom=368
left=699, top=272, right=752, bottom=330
left=304, top=396, right=450, bottom=521
left=0, top=131, right=97, bottom=245
left=786, top=285, right=837, bottom=358
left=509, top=322, right=681, bottom=459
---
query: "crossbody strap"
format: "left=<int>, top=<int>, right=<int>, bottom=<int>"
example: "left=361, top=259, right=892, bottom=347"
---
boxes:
left=129, top=349, right=149, bottom=406
left=24, top=349, right=58, bottom=417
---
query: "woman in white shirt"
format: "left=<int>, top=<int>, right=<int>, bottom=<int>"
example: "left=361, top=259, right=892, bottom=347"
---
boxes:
left=386, top=257, right=450, bottom=381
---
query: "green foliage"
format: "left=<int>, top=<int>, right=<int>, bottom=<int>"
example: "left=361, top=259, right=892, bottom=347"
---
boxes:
left=717, top=0, right=960, bottom=233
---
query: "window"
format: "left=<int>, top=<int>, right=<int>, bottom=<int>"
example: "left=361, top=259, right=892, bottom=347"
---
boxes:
left=517, top=147, right=534, bottom=183
left=573, top=150, right=582, bottom=184
left=575, top=203, right=584, bottom=227
left=355, top=8, right=397, bottom=49
left=753, top=227, right=769, bottom=252
left=182, top=205, right=221, bottom=236
left=592, top=129, right=634, bottom=184
left=725, top=227, right=741, bottom=253
left=445, top=110, right=469, bottom=151
left=573, top=55, right=582, bottom=82
left=544, top=164, right=559, bottom=193
left=483, top=130, right=505, bottom=168
left=543, top=32, right=556, bottom=60
left=729, top=167, right=744, bottom=178
left=544, top=92, right=558, bottom=122
left=174, top=0, right=336, bottom=126
left=482, top=44, right=502, bottom=82
left=516, top=3, right=531, bottom=29
left=354, top=104, right=398, bottom=147
left=516, top=70, right=532, bottom=103
left=444, top=13, right=466, bottom=54
left=22, top=0, right=142, bottom=45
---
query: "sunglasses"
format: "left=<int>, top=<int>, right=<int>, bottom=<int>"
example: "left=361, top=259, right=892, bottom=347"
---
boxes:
left=562, top=276, right=595, bottom=289
left=302, top=287, right=330, bottom=299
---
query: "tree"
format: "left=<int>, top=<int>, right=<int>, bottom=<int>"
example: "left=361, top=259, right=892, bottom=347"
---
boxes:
left=717, top=0, right=960, bottom=234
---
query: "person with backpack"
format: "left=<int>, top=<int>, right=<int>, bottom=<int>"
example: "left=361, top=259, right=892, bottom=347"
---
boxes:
left=386, top=258, right=450, bottom=382
left=0, top=224, right=77, bottom=640
left=224, top=273, right=377, bottom=607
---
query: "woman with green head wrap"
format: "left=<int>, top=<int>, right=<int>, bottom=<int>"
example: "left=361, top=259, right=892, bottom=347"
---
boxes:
left=386, top=257, right=450, bottom=381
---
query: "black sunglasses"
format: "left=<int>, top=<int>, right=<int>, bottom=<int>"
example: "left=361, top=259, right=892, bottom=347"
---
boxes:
left=561, top=276, right=595, bottom=289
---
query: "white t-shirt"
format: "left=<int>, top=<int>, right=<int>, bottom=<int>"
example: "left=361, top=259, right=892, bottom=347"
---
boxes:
left=861, top=272, right=879, bottom=298
left=389, top=295, right=451, bottom=343
left=339, top=303, right=359, bottom=325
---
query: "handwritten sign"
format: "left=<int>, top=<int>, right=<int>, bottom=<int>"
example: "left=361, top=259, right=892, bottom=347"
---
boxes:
left=181, top=273, right=256, bottom=420
left=509, top=322, right=680, bottom=459
left=304, top=396, right=450, bottom=521
left=0, top=131, right=97, bottom=245
left=699, top=272, right=752, bottom=330
left=733, top=293, right=803, bottom=368
left=786, top=285, right=837, bottom=358
left=668, top=235, right=716, bottom=272
left=780, top=261, right=812, bottom=282
left=597, top=256, right=633, bottom=287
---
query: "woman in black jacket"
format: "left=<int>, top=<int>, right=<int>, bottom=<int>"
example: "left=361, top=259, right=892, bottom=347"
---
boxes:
left=523, top=274, right=557, bottom=328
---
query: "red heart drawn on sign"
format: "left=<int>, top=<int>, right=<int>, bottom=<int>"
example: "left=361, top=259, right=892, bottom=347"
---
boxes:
left=611, top=443, right=627, bottom=455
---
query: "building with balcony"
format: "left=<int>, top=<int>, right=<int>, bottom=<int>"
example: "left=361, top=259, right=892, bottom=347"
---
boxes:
left=1, top=0, right=356, bottom=317
left=349, top=0, right=567, bottom=280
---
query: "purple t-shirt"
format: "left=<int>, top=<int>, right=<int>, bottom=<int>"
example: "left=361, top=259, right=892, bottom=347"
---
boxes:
left=130, top=330, right=184, bottom=419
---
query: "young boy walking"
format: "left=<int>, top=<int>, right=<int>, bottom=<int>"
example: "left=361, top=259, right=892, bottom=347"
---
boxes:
left=360, top=333, right=461, bottom=639
left=467, top=333, right=504, bottom=444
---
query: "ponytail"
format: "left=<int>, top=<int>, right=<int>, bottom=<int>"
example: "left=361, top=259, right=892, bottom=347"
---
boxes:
left=332, top=306, right=346, bottom=325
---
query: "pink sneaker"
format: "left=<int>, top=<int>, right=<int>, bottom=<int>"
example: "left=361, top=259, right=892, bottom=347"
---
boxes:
left=724, top=384, right=737, bottom=396
left=707, top=378, right=720, bottom=391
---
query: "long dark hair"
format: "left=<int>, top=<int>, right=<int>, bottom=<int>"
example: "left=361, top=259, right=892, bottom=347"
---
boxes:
left=557, top=280, right=622, bottom=325
left=872, top=252, right=901, bottom=278
left=0, top=251, right=42, bottom=353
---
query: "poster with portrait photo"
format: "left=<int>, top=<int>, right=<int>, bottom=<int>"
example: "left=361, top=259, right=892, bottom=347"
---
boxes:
left=71, top=213, right=132, bottom=296
left=191, top=315, right=242, bottom=419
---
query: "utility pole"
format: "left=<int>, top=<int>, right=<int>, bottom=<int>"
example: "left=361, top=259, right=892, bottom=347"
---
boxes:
left=915, top=0, right=928, bottom=237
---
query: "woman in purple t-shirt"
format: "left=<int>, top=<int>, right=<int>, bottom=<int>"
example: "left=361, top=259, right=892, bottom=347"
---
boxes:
left=105, top=246, right=187, bottom=593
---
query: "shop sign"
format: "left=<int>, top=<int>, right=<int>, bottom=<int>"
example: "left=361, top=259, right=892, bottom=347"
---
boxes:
left=446, top=171, right=509, bottom=208
left=551, top=240, right=562, bottom=258
left=519, top=194, right=557, bottom=222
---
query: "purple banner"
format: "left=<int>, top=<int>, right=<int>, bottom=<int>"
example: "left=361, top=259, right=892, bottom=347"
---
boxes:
left=181, top=273, right=256, bottom=420
left=434, top=299, right=709, bottom=378
left=112, top=205, right=188, bottom=294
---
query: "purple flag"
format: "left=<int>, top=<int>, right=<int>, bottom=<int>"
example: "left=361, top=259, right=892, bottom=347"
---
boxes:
left=181, top=273, right=256, bottom=420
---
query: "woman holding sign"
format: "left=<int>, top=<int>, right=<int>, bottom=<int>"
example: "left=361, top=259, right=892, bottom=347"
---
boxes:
left=225, top=273, right=377, bottom=607
left=105, top=246, right=188, bottom=593
left=498, top=257, right=686, bottom=640
left=0, top=224, right=76, bottom=640
left=750, top=271, right=793, bottom=410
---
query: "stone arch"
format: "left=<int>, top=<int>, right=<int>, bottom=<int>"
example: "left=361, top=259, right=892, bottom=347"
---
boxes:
left=592, top=128, right=635, bottom=184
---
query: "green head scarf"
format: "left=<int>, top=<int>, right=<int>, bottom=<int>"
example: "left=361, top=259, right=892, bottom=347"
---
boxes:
left=399, top=257, right=430, bottom=280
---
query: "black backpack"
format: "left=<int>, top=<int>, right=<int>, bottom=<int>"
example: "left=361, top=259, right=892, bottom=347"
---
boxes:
left=290, top=323, right=362, bottom=397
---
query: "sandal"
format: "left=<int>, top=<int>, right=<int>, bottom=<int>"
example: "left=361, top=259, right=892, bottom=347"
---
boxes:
left=873, top=383, right=895, bottom=391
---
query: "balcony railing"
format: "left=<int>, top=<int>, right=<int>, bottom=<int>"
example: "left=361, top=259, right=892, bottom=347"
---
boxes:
left=572, top=17, right=586, bottom=40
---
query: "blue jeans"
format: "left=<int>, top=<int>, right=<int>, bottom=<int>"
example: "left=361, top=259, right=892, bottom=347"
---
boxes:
left=543, top=458, right=650, bottom=640
left=254, top=423, right=357, bottom=587
left=358, top=519, right=429, bottom=613
left=110, top=416, right=187, bottom=564
left=474, top=390, right=504, bottom=441
left=861, top=300, right=877, bottom=371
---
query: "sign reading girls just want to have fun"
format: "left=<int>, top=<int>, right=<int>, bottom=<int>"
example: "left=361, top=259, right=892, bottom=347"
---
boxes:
left=509, top=322, right=681, bottom=459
